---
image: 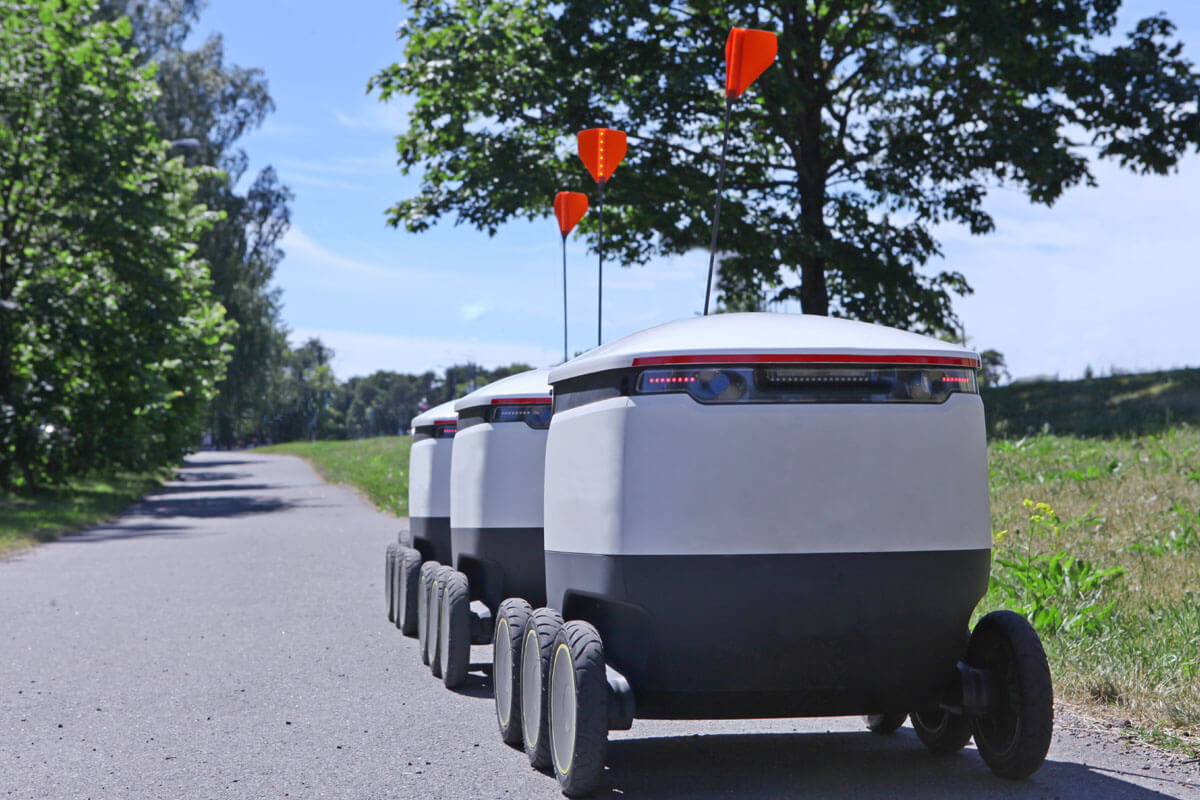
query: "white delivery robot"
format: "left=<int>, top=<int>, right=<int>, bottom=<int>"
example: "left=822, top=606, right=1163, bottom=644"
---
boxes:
left=509, top=313, right=1052, bottom=796
left=425, top=369, right=553, bottom=689
left=386, top=400, right=457, bottom=640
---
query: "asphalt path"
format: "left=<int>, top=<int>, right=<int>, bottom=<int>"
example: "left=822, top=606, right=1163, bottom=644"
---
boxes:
left=3, top=451, right=1198, bottom=799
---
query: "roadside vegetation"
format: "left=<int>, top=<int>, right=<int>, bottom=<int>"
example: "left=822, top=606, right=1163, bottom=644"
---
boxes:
left=977, top=428, right=1200, bottom=746
left=0, top=470, right=167, bottom=557
left=259, top=437, right=413, bottom=517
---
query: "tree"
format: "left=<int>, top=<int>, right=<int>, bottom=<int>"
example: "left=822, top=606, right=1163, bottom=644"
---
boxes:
left=371, top=1, right=1200, bottom=333
left=0, top=0, right=230, bottom=487
left=99, top=0, right=293, bottom=447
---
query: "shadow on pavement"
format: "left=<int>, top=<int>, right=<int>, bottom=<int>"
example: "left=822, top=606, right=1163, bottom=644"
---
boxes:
left=180, top=458, right=265, bottom=468
left=597, top=730, right=1185, bottom=799
left=157, top=482, right=278, bottom=495
left=133, top=495, right=294, bottom=519
left=62, top=522, right=193, bottom=543
left=448, top=668, right=494, bottom=700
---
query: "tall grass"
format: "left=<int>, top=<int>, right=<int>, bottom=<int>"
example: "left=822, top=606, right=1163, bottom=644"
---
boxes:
left=979, top=428, right=1200, bottom=733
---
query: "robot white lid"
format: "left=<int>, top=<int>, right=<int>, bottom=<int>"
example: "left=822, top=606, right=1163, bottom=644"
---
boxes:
left=410, top=398, right=458, bottom=428
left=453, top=367, right=552, bottom=413
left=548, top=313, right=980, bottom=383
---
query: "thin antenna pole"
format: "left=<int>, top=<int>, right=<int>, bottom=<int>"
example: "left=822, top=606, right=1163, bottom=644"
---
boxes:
left=704, top=97, right=733, bottom=316
left=597, top=180, right=605, bottom=347
left=561, top=235, right=569, bottom=363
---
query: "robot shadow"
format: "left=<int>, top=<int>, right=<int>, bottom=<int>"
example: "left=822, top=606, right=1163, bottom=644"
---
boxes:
left=598, top=729, right=1185, bottom=799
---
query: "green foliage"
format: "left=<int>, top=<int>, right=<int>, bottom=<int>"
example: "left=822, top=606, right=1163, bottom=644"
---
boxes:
left=372, top=1, right=1200, bottom=332
left=259, top=437, right=414, bottom=517
left=0, top=0, right=231, bottom=488
left=98, top=0, right=293, bottom=449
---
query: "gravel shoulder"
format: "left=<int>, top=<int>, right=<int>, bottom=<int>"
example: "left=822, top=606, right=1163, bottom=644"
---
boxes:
left=2, top=451, right=1197, bottom=799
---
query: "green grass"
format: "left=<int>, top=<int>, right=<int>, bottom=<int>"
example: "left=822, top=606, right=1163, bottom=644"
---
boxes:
left=259, top=436, right=413, bottom=516
left=979, top=427, right=1200, bottom=740
left=0, top=470, right=169, bottom=557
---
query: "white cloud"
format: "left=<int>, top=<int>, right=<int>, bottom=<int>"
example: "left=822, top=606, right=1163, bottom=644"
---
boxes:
left=459, top=303, right=487, bottom=321
left=288, top=327, right=560, bottom=379
left=333, top=100, right=412, bottom=133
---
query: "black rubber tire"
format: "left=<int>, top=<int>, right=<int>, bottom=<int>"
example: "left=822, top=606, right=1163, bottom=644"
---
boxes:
left=385, top=543, right=398, bottom=623
left=911, top=709, right=973, bottom=754
left=968, top=610, right=1054, bottom=779
left=521, top=607, right=563, bottom=771
left=440, top=571, right=472, bottom=688
left=396, top=547, right=422, bottom=636
left=549, top=621, right=608, bottom=797
left=428, top=565, right=454, bottom=678
left=494, top=598, right=533, bottom=746
left=417, top=561, right=440, bottom=666
left=863, top=712, right=908, bottom=735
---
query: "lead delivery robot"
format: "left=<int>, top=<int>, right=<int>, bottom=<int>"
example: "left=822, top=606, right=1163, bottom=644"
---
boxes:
left=500, top=313, right=1053, bottom=796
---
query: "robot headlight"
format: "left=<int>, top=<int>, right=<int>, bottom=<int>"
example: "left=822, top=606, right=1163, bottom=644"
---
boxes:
left=636, top=366, right=976, bottom=404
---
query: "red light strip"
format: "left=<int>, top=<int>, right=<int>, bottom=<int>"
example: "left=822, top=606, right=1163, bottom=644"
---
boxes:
left=632, top=353, right=980, bottom=368
left=433, top=418, right=457, bottom=425
left=490, top=397, right=550, bottom=405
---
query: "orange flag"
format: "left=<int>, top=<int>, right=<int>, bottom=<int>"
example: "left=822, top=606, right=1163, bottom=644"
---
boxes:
left=576, top=128, right=627, bottom=184
left=725, top=28, right=777, bottom=99
left=553, top=191, right=589, bottom=237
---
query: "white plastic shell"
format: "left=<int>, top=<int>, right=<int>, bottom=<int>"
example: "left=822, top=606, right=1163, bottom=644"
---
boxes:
left=451, top=369, right=551, bottom=528
left=543, top=314, right=989, bottom=558
left=549, top=312, right=979, bottom=383
left=408, top=399, right=457, bottom=519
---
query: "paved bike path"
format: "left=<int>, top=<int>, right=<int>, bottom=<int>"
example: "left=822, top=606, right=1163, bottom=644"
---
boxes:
left=2, top=451, right=1196, bottom=798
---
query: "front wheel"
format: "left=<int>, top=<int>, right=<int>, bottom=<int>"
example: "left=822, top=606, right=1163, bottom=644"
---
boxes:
left=548, top=621, right=608, bottom=797
left=521, top=607, right=563, bottom=771
left=417, top=561, right=440, bottom=666
left=969, top=610, right=1054, bottom=779
left=427, top=566, right=454, bottom=678
left=385, top=543, right=398, bottom=622
left=494, top=598, right=533, bottom=746
left=440, top=571, right=471, bottom=688
left=396, top=547, right=422, bottom=636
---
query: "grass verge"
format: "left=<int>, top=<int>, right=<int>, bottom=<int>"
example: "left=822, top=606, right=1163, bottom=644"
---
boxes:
left=0, top=470, right=168, bottom=557
left=258, top=436, right=413, bottom=517
left=977, top=427, right=1200, bottom=745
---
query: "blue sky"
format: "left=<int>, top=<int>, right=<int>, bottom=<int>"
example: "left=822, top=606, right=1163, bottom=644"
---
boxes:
left=190, top=1, right=1200, bottom=382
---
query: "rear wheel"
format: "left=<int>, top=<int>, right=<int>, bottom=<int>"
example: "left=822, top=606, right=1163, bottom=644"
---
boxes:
left=549, top=621, right=608, bottom=797
left=911, top=709, right=973, bottom=754
left=385, top=543, right=398, bottom=622
left=863, top=712, right=907, bottom=735
left=969, top=610, right=1054, bottom=779
left=440, top=571, right=471, bottom=688
left=521, top=607, right=563, bottom=770
left=396, top=547, right=422, bottom=636
left=494, top=598, right=532, bottom=746
left=417, top=561, right=440, bottom=665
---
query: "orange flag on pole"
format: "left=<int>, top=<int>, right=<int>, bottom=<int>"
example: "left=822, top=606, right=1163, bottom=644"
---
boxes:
left=725, top=28, right=777, bottom=99
left=576, top=128, right=627, bottom=184
left=553, top=191, right=589, bottom=237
